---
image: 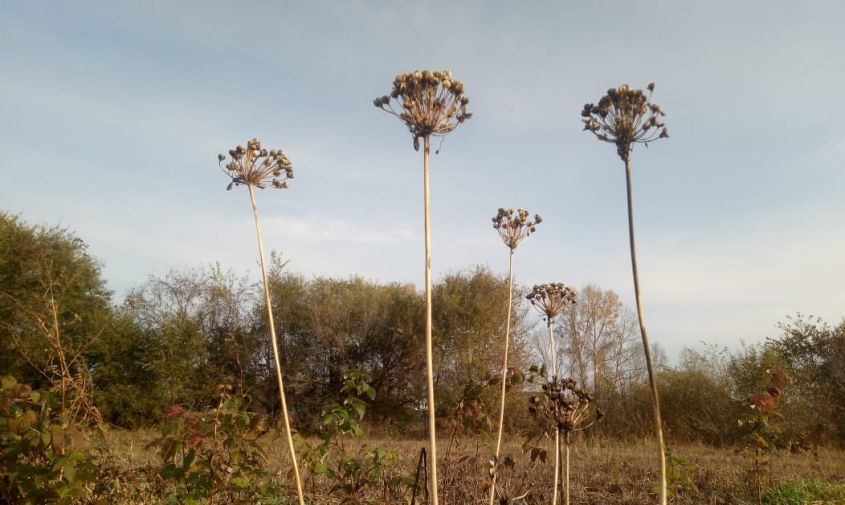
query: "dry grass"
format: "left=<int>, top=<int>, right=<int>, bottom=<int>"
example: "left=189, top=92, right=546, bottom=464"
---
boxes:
left=102, top=430, right=844, bottom=504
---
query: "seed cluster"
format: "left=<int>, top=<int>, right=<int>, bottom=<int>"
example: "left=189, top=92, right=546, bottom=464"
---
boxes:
left=581, top=83, right=669, bottom=161
left=529, top=377, right=602, bottom=435
left=492, top=208, right=542, bottom=250
left=526, top=283, right=576, bottom=322
left=218, top=138, right=294, bottom=190
left=373, top=70, right=472, bottom=150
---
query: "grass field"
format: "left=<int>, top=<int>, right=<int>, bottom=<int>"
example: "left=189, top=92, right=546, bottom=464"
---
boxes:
left=103, top=430, right=845, bottom=504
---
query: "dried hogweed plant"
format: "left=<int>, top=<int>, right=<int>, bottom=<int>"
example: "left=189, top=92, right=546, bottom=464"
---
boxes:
left=374, top=70, right=471, bottom=505
left=488, top=208, right=542, bottom=505
left=489, top=454, right=531, bottom=505
left=581, top=83, right=669, bottom=505
left=528, top=378, right=602, bottom=505
left=217, top=139, right=304, bottom=505
left=527, top=283, right=576, bottom=505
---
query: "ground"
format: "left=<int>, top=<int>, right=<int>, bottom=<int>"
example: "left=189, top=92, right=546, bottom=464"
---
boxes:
left=104, top=430, right=845, bottom=504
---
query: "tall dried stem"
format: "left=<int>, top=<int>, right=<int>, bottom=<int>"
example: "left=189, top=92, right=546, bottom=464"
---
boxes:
left=624, top=158, right=667, bottom=505
left=248, top=185, right=305, bottom=505
left=218, top=139, right=302, bottom=502
left=422, top=135, right=439, bottom=505
left=489, top=250, right=514, bottom=505
left=563, top=432, right=571, bottom=505
left=527, top=282, right=576, bottom=505
left=489, top=208, right=540, bottom=505
left=582, top=84, right=669, bottom=505
left=375, top=70, right=471, bottom=505
left=548, top=321, right=560, bottom=505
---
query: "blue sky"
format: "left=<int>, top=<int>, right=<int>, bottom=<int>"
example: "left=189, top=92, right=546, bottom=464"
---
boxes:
left=2, top=1, right=843, bottom=356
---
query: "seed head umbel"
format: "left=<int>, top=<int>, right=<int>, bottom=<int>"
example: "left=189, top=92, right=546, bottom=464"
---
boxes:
left=218, top=138, right=294, bottom=190
left=581, top=83, right=669, bottom=161
left=374, top=70, right=472, bottom=150
left=527, top=283, right=576, bottom=322
left=492, top=208, right=542, bottom=250
left=529, top=377, right=602, bottom=435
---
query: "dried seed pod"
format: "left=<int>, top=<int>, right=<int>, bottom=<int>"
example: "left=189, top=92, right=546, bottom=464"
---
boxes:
left=492, top=207, right=542, bottom=250
left=527, top=283, right=577, bottom=321
left=374, top=69, right=472, bottom=150
left=528, top=377, right=601, bottom=436
left=581, top=83, right=668, bottom=161
left=218, top=139, right=294, bottom=190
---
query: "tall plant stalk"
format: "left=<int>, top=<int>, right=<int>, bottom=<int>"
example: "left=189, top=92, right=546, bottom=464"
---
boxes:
left=489, top=208, right=540, bottom=505
left=625, top=158, right=666, bottom=505
left=375, top=70, right=471, bottom=505
left=564, top=433, right=570, bottom=505
left=248, top=185, right=305, bottom=505
left=527, top=283, right=576, bottom=505
left=548, top=320, right=560, bottom=505
left=422, top=135, right=439, bottom=505
left=489, top=250, right=514, bottom=505
left=218, top=139, right=304, bottom=505
left=582, top=83, right=670, bottom=505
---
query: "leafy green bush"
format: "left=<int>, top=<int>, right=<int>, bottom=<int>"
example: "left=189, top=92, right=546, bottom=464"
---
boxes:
left=298, top=370, right=402, bottom=504
left=0, top=376, right=98, bottom=504
left=150, top=384, right=284, bottom=504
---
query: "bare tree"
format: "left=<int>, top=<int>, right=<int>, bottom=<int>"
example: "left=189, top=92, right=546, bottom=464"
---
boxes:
left=5, top=259, right=104, bottom=428
left=557, top=285, right=640, bottom=397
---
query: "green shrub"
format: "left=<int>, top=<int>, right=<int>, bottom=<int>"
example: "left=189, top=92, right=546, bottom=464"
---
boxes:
left=0, top=376, right=98, bottom=504
left=150, top=384, right=284, bottom=504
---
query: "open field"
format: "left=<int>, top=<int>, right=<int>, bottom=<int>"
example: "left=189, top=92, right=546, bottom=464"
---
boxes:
left=103, top=430, right=845, bottom=505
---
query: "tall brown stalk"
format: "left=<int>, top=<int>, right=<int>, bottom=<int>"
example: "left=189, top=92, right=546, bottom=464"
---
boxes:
left=527, top=283, right=576, bottom=505
left=375, top=70, right=471, bottom=505
left=489, top=208, right=541, bottom=505
left=218, top=139, right=305, bottom=505
left=581, top=83, right=669, bottom=505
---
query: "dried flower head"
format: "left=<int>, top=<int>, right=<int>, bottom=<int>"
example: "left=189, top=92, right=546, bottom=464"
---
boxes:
left=526, top=283, right=576, bottom=322
left=218, top=138, right=294, bottom=190
left=492, top=208, right=542, bottom=250
left=581, top=83, right=669, bottom=161
left=529, top=377, right=602, bottom=435
left=374, top=70, right=472, bottom=150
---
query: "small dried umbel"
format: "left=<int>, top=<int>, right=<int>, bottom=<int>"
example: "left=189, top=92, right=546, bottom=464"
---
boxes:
left=374, top=70, right=472, bottom=150
left=218, top=138, right=294, bottom=190
left=529, top=377, right=602, bottom=505
left=527, top=283, right=576, bottom=323
left=581, top=83, right=668, bottom=161
left=492, top=208, right=542, bottom=250
left=529, top=377, right=603, bottom=436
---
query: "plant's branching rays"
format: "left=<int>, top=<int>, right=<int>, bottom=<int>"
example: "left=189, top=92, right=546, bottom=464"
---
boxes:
left=581, top=83, right=668, bottom=161
left=374, top=70, right=472, bottom=151
left=218, top=138, right=294, bottom=190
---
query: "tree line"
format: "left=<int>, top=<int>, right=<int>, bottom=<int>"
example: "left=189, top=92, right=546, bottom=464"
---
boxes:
left=1, top=212, right=843, bottom=446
